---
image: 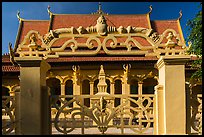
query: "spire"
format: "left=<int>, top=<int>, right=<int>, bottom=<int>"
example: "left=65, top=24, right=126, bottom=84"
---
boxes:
left=96, top=65, right=108, bottom=94
left=98, top=2, right=102, bottom=14
left=178, top=10, right=182, bottom=20
left=92, top=2, right=108, bottom=15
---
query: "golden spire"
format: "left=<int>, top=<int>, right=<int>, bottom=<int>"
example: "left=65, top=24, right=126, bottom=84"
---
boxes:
left=148, top=5, right=153, bottom=14
left=178, top=10, right=182, bottom=20
left=98, top=2, right=102, bottom=14
left=92, top=2, right=108, bottom=15
left=96, top=65, right=108, bottom=94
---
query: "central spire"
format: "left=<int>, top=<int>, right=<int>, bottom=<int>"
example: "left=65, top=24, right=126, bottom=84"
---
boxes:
left=92, top=2, right=108, bottom=15
left=98, top=2, right=102, bottom=14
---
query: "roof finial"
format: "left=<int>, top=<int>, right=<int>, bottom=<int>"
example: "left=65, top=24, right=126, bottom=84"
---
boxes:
left=178, top=10, right=182, bottom=20
left=47, top=5, right=53, bottom=18
left=98, top=2, right=102, bottom=14
left=148, top=5, right=153, bottom=14
left=17, top=11, right=23, bottom=22
left=91, top=2, right=108, bottom=15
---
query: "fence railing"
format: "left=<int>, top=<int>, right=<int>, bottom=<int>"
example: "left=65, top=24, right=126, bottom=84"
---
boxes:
left=190, top=93, right=202, bottom=135
left=2, top=96, right=15, bottom=135
left=50, top=94, right=155, bottom=135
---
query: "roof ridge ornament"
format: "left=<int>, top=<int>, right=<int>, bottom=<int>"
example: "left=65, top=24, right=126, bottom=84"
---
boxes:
left=148, top=5, right=153, bottom=14
left=178, top=10, right=182, bottom=20
left=92, top=2, right=108, bottom=15
left=47, top=5, right=53, bottom=18
left=17, top=11, right=24, bottom=22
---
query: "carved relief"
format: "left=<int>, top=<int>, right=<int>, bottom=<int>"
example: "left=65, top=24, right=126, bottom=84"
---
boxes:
left=96, top=15, right=108, bottom=36
left=16, top=26, right=187, bottom=58
left=165, top=32, right=176, bottom=48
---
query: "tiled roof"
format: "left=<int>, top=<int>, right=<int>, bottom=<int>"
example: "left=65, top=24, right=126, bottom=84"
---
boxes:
left=2, top=66, right=20, bottom=72
left=51, top=14, right=150, bottom=30
left=151, top=20, right=179, bottom=35
left=19, top=21, right=50, bottom=44
left=15, top=13, right=183, bottom=47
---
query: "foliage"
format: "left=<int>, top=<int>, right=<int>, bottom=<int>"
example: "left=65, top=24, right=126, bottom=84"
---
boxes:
left=186, top=3, right=202, bottom=81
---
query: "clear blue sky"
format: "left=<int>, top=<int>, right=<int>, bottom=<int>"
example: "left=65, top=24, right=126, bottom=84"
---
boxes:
left=2, top=2, right=201, bottom=54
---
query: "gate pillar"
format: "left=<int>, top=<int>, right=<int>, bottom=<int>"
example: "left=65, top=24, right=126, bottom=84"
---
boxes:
left=15, top=57, right=51, bottom=135
left=154, top=56, right=190, bottom=135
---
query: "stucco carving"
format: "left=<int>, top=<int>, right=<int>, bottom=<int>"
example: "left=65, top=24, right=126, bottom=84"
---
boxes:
left=96, top=15, right=108, bottom=36
left=16, top=27, right=187, bottom=58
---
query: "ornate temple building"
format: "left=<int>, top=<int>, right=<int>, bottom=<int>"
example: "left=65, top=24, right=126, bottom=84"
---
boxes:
left=2, top=4, right=202, bottom=135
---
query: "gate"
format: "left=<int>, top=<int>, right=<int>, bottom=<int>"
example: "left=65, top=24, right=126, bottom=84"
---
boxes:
left=50, top=94, right=155, bottom=135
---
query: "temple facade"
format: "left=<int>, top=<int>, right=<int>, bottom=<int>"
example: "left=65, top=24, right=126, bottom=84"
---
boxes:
left=2, top=5, right=202, bottom=135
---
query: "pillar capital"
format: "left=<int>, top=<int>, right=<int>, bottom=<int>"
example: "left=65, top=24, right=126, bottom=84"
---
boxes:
left=155, top=55, right=191, bottom=70
left=15, top=57, right=49, bottom=68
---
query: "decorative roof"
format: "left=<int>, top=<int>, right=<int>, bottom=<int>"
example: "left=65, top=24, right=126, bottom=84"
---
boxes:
left=3, top=5, right=192, bottom=70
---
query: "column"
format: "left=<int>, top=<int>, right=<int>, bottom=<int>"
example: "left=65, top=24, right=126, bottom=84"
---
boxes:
left=15, top=57, right=51, bottom=135
left=90, top=82, right=94, bottom=95
left=138, top=81, right=143, bottom=95
left=61, top=83, right=65, bottom=96
left=155, top=56, right=190, bottom=135
left=122, top=74, right=130, bottom=118
left=110, top=82, right=115, bottom=95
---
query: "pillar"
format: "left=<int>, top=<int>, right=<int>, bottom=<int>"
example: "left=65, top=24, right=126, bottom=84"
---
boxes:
left=90, top=82, right=94, bottom=95
left=110, top=82, right=115, bottom=95
left=122, top=74, right=130, bottom=118
left=155, top=56, right=190, bottom=135
left=61, top=83, right=65, bottom=96
left=15, top=57, right=51, bottom=135
left=138, top=81, right=143, bottom=96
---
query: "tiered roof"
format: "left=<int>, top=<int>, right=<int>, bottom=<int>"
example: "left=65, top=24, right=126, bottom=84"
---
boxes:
left=2, top=5, right=191, bottom=72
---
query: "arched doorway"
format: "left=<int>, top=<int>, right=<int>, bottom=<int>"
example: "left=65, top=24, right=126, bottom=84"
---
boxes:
left=82, top=79, right=90, bottom=107
left=65, top=80, right=73, bottom=107
left=142, top=78, right=158, bottom=94
left=46, top=78, right=61, bottom=107
left=114, top=79, right=122, bottom=107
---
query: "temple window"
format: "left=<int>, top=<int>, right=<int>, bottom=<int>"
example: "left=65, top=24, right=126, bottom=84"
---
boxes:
left=94, top=79, right=99, bottom=95
left=106, top=79, right=110, bottom=94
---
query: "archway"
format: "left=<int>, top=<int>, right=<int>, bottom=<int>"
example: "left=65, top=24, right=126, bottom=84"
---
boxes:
left=142, top=78, right=158, bottom=94
left=114, top=79, right=122, bottom=107
left=46, top=78, right=61, bottom=107
left=65, top=80, right=73, bottom=107
left=82, top=79, right=90, bottom=107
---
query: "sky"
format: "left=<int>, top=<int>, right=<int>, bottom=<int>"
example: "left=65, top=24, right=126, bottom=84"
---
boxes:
left=2, top=2, right=201, bottom=54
